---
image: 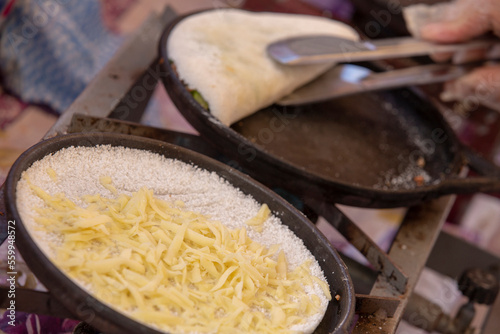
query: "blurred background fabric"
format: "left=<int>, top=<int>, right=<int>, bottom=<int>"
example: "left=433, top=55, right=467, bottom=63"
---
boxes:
left=0, top=0, right=124, bottom=113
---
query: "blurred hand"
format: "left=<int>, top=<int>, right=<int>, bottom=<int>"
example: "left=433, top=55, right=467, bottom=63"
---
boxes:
left=404, top=0, right=500, bottom=112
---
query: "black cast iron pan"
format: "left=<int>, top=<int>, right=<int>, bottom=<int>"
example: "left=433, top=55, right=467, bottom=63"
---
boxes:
left=159, top=10, right=500, bottom=209
left=5, top=132, right=354, bottom=334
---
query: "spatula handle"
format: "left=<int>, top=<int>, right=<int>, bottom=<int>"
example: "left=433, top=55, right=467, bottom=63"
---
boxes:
left=268, top=35, right=500, bottom=65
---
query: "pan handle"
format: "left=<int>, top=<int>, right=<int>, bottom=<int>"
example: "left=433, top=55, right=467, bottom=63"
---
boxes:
left=436, top=146, right=500, bottom=196
left=437, top=176, right=500, bottom=195
left=462, top=145, right=500, bottom=178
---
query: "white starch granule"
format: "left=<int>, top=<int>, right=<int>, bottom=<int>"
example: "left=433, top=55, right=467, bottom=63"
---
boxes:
left=16, top=145, right=329, bottom=333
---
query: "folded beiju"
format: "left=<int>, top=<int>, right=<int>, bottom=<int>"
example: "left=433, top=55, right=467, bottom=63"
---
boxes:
left=167, top=9, right=359, bottom=126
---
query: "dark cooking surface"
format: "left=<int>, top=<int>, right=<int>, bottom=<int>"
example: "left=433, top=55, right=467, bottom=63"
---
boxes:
left=233, top=89, right=457, bottom=189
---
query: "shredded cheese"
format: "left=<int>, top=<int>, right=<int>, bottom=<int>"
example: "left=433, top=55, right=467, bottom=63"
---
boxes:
left=46, top=167, right=58, bottom=182
left=27, top=175, right=331, bottom=334
left=99, top=175, right=117, bottom=195
left=245, top=203, right=270, bottom=232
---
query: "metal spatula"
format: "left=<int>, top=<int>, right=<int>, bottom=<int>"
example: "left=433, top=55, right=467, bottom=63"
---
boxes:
left=268, top=35, right=500, bottom=65
left=277, top=62, right=470, bottom=106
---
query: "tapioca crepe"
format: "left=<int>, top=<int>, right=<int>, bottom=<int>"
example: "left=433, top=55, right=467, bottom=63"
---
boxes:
left=167, top=9, right=359, bottom=126
left=17, top=145, right=332, bottom=334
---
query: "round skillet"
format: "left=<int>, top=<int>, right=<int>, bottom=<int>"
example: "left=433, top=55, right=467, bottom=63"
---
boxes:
left=5, top=133, right=354, bottom=334
left=159, top=11, right=500, bottom=209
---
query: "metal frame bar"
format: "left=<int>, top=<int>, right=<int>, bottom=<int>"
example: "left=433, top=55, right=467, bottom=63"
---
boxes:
left=307, top=195, right=459, bottom=333
left=353, top=195, right=456, bottom=333
left=306, top=199, right=408, bottom=293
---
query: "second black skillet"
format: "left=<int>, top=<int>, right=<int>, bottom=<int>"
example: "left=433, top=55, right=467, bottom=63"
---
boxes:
left=159, top=10, right=500, bottom=209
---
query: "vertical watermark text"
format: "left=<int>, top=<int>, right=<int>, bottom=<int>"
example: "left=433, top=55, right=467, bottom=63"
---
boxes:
left=6, top=219, right=17, bottom=326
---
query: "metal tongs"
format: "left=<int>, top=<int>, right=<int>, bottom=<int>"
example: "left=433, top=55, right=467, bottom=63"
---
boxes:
left=268, top=35, right=500, bottom=105
left=277, top=62, right=473, bottom=106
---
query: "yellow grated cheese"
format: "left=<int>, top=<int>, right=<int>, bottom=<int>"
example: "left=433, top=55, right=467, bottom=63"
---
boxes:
left=245, top=203, right=270, bottom=233
left=28, top=178, right=331, bottom=334
left=99, top=175, right=117, bottom=195
left=46, top=167, right=58, bottom=182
